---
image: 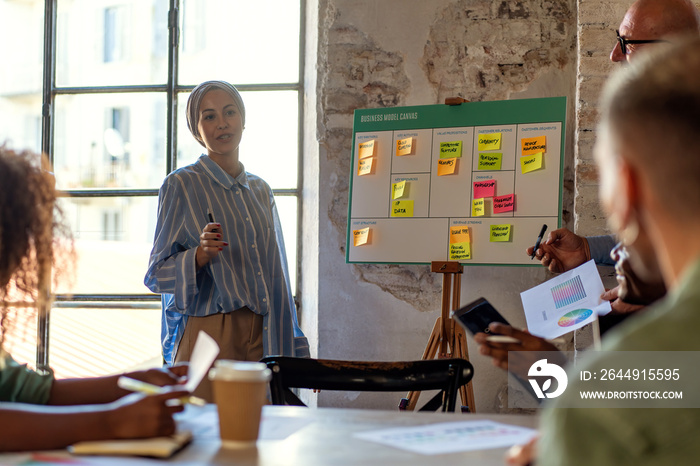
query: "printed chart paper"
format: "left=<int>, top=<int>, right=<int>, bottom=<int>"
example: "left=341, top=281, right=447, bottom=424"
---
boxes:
left=520, top=260, right=612, bottom=339
left=354, top=420, right=537, bottom=455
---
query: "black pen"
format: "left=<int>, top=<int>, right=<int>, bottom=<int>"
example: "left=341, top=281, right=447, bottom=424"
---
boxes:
left=530, top=224, right=547, bottom=260
left=207, top=209, right=219, bottom=233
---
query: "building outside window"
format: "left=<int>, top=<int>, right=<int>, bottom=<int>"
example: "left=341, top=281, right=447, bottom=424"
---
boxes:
left=0, top=0, right=303, bottom=378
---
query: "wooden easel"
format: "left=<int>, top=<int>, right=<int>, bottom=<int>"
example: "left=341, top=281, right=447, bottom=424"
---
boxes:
left=403, top=261, right=477, bottom=412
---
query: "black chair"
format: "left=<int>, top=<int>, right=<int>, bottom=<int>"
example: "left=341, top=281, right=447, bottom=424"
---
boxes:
left=260, top=356, right=474, bottom=412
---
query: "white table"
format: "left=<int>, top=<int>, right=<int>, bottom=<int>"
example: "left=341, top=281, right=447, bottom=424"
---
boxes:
left=0, top=405, right=538, bottom=465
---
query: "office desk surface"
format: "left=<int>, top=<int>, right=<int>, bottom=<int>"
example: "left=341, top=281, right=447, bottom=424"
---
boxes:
left=177, top=404, right=537, bottom=465
left=0, top=405, right=538, bottom=465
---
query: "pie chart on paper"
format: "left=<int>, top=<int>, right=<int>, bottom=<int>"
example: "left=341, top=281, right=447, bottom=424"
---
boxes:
left=558, top=309, right=592, bottom=327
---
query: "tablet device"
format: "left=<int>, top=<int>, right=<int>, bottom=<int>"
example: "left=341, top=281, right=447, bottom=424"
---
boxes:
left=451, top=297, right=510, bottom=335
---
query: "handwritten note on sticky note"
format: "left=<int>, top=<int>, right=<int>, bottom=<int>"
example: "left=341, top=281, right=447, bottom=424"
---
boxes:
left=521, top=135, right=546, bottom=155
left=390, top=200, right=414, bottom=218
left=437, top=158, right=457, bottom=176
left=450, top=226, right=470, bottom=244
left=472, top=198, right=485, bottom=217
left=353, top=227, right=370, bottom=246
left=358, top=158, right=373, bottom=176
left=473, top=180, right=496, bottom=198
left=396, top=137, right=414, bottom=156
left=439, top=141, right=462, bottom=159
left=358, top=140, right=375, bottom=159
left=493, top=194, right=515, bottom=213
left=520, top=152, right=543, bottom=173
left=477, top=153, right=502, bottom=171
left=392, top=180, right=406, bottom=200
left=478, top=133, right=502, bottom=151
left=490, top=224, right=512, bottom=242
left=450, top=242, right=472, bottom=261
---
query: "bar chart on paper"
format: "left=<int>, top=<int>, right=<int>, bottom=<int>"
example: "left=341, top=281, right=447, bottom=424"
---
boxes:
left=346, top=97, right=567, bottom=266
left=550, top=275, right=587, bottom=309
left=520, top=260, right=612, bottom=339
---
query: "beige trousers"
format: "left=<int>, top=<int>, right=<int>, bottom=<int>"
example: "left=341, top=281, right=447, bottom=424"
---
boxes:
left=174, top=307, right=263, bottom=402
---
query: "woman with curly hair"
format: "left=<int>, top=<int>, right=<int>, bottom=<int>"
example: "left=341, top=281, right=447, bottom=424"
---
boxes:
left=0, top=145, right=189, bottom=451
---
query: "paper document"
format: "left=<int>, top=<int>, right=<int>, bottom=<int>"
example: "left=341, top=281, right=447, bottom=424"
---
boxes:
left=354, top=420, right=537, bottom=455
left=520, top=259, right=612, bottom=339
left=184, top=330, right=220, bottom=392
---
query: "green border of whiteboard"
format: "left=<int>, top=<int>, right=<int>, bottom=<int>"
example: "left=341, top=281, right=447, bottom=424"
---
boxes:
left=346, top=96, right=567, bottom=266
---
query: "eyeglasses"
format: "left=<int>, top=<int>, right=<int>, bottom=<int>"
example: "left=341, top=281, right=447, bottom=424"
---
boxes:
left=616, top=30, right=666, bottom=55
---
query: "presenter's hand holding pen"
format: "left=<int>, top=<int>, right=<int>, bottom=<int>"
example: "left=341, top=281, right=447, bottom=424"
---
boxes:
left=196, top=210, right=228, bottom=270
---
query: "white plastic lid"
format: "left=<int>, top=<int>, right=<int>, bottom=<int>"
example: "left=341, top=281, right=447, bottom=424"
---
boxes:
left=208, top=360, right=271, bottom=382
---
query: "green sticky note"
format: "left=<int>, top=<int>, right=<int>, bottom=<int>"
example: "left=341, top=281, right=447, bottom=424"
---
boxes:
left=439, top=141, right=463, bottom=159
left=449, top=241, right=471, bottom=261
left=390, top=200, right=414, bottom=218
left=490, top=224, right=512, bottom=242
left=478, top=153, right=503, bottom=170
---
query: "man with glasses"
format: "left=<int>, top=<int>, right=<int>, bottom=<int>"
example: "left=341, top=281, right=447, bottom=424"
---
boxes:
left=610, top=0, right=700, bottom=62
left=526, top=0, right=700, bottom=311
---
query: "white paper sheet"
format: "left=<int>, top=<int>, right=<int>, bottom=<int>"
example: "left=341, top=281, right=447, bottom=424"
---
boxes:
left=520, top=259, right=612, bottom=339
left=184, top=330, right=220, bottom=392
left=354, top=420, right=537, bottom=455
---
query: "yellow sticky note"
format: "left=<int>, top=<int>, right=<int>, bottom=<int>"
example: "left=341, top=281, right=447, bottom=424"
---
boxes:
left=520, top=152, right=543, bottom=173
left=439, top=141, right=463, bottom=159
left=478, top=153, right=502, bottom=170
left=392, top=180, right=406, bottom=199
left=396, top=137, right=414, bottom=156
left=450, top=226, right=470, bottom=244
left=490, top=224, right=512, bottom=242
left=437, top=158, right=457, bottom=176
left=353, top=227, right=370, bottom=246
left=521, top=135, right=546, bottom=155
left=358, top=158, right=373, bottom=176
left=478, top=133, right=502, bottom=151
left=358, top=140, right=375, bottom=159
left=472, top=198, right=485, bottom=217
left=390, top=200, right=414, bottom=217
left=449, top=241, right=472, bottom=261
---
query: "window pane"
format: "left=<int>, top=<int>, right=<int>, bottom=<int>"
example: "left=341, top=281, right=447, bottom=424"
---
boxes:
left=0, top=0, right=44, bottom=153
left=56, top=197, right=158, bottom=295
left=48, top=307, right=162, bottom=378
left=275, top=195, right=298, bottom=293
left=53, top=93, right=167, bottom=190
left=56, top=0, right=168, bottom=87
left=179, top=0, right=300, bottom=85
left=177, top=90, right=298, bottom=189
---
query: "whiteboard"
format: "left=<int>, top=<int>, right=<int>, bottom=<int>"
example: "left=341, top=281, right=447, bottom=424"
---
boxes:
left=346, top=97, right=566, bottom=266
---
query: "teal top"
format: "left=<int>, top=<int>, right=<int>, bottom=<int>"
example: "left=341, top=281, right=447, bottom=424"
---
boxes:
left=0, top=353, right=54, bottom=404
left=538, top=259, right=700, bottom=465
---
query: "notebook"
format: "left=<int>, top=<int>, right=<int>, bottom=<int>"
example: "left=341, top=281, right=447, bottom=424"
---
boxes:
left=68, top=430, right=192, bottom=458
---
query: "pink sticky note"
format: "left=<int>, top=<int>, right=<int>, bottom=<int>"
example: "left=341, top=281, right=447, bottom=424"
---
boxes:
left=473, top=180, right=496, bottom=199
left=493, top=194, right=515, bottom=213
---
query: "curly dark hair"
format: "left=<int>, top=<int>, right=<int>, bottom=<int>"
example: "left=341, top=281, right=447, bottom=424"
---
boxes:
left=0, top=145, right=74, bottom=353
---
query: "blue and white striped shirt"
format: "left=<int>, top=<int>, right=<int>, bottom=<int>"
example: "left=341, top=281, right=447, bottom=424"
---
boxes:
left=144, top=155, right=309, bottom=364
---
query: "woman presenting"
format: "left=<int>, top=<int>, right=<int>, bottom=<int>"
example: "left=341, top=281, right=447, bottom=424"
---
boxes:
left=145, top=81, right=309, bottom=398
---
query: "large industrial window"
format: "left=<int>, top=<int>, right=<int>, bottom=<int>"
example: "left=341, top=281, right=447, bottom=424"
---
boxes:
left=0, top=0, right=304, bottom=378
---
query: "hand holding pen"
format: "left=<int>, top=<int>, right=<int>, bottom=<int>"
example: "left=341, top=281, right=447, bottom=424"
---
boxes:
left=530, top=224, right=547, bottom=260
left=195, top=209, right=227, bottom=269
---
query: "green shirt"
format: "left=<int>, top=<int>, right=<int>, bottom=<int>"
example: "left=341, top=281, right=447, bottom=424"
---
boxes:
left=0, top=353, right=54, bottom=404
left=538, top=259, right=700, bottom=466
